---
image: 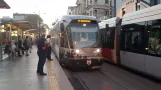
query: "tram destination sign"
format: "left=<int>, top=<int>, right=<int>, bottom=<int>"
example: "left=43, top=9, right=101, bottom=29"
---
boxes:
left=71, top=19, right=97, bottom=24
left=78, top=20, right=91, bottom=23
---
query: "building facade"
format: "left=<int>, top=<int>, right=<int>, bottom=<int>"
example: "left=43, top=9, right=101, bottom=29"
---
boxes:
left=117, top=0, right=161, bottom=18
left=67, top=6, right=77, bottom=15
left=67, top=0, right=116, bottom=21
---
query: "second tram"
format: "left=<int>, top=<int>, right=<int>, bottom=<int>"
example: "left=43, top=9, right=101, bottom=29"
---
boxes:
left=49, top=15, right=103, bottom=69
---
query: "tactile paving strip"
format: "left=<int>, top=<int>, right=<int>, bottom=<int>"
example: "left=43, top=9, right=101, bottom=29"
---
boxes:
left=47, top=60, right=60, bottom=90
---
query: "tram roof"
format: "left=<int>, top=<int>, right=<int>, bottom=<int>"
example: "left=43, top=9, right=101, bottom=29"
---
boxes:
left=59, top=15, right=97, bottom=23
left=122, top=4, right=161, bottom=25
left=99, top=17, right=120, bottom=29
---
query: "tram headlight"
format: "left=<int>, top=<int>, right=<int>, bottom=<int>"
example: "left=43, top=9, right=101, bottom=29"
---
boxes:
left=96, top=49, right=100, bottom=53
left=75, top=49, right=79, bottom=53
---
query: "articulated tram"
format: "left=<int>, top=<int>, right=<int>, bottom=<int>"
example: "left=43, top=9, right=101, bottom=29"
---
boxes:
left=99, top=4, right=161, bottom=79
left=49, top=15, right=103, bottom=69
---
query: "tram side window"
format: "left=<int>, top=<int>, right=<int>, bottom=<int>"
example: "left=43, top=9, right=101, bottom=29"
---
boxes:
left=100, top=29, right=107, bottom=48
left=63, top=31, right=68, bottom=48
left=106, top=27, right=115, bottom=49
left=67, top=29, right=73, bottom=49
left=104, top=32, right=107, bottom=46
left=124, top=31, right=142, bottom=53
left=147, top=20, right=161, bottom=56
left=100, top=28, right=114, bottom=49
left=60, top=32, right=64, bottom=47
left=122, top=22, right=145, bottom=53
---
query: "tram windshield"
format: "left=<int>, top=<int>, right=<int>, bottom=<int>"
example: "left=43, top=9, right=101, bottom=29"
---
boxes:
left=70, top=23, right=100, bottom=48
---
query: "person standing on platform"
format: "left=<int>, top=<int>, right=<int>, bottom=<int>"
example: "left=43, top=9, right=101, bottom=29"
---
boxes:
left=28, top=37, right=33, bottom=53
left=18, top=36, right=24, bottom=56
left=23, top=36, right=29, bottom=56
left=46, top=35, right=52, bottom=61
left=37, top=34, right=47, bottom=75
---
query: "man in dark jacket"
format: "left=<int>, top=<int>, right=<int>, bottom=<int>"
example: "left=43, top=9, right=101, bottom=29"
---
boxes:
left=23, top=36, right=29, bottom=56
left=37, top=34, right=47, bottom=75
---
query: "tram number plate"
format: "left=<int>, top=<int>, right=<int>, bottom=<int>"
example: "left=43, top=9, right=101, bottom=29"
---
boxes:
left=87, top=59, right=92, bottom=66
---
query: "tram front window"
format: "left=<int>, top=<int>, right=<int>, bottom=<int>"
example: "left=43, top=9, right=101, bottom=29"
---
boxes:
left=70, top=25, right=99, bottom=48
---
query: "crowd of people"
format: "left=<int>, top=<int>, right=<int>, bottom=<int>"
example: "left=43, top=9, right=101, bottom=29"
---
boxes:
left=4, top=35, right=33, bottom=58
left=4, top=34, right=52, bottom=76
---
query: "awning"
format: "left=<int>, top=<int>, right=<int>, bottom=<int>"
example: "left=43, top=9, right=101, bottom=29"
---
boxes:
left=24, top=29, right=38, bottom=33
left=0, top=0, right=10, bottom=9
left=14, top=21, right=33, bottom=31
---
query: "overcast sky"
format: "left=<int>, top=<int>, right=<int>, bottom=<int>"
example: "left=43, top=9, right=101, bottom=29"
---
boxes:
left=0, top=0, right=76, bottom=27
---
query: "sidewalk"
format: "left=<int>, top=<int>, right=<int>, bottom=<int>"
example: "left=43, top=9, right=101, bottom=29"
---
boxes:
left=0, top=46, right=49, bottom=90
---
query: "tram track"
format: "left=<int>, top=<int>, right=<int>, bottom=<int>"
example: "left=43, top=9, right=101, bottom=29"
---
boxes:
left=62, top=63, right=161, bottom=90
left=63, top=68, right=89, bottom=90
left=72, top=72, right=90, bottom=90
left=98, top=70, right=129, bottom=90
left=63, top=67, right=128, bottom=90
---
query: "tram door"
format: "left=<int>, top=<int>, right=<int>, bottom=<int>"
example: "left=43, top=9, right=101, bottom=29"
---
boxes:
left=100, top=29, right=112, bottom=61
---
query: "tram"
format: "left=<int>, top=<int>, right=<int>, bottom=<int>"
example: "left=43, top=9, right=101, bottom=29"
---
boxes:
left=99, top=4, right=161, bottom=79
left=99, top=17, right=121, bottom=64
left=49, top=15, right=103, bottom=69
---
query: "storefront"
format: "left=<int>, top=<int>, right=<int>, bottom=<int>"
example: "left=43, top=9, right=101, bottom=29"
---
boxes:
left=0, top=23, right=23, bottom=60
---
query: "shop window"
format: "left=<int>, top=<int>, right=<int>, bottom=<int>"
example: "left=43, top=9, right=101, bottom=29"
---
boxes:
left=147, top=20, right=161, bottom=56
left=90, top=11, right=92, bottom=16
left=136, top=3, right=140, bottom=11
left=94, top=10, right=97, bottom=17
left=105, top=11, right=109, bottom=16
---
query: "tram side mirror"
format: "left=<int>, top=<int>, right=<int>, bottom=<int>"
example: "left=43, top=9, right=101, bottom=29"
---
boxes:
left=106, top=24, right=109, bottom=30
left=60, top=23, right=64, bottom=32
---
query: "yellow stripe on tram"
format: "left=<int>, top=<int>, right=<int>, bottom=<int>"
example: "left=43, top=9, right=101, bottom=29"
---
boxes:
left=47, top=60, right=60, bottom=90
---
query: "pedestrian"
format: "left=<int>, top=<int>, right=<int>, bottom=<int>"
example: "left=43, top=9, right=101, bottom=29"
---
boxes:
left=23, top=36, right=30, bottom=56
left=37, top=34, right=47, bottom=75
left=18, top=36, right=24, bottom=56
left=46, top=35, right=52, bottom=61
left=29, top=37, right=33, bottom=53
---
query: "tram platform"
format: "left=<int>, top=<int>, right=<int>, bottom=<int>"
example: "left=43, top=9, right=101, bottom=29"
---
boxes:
left=0, top=46, right=74, bottom=90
